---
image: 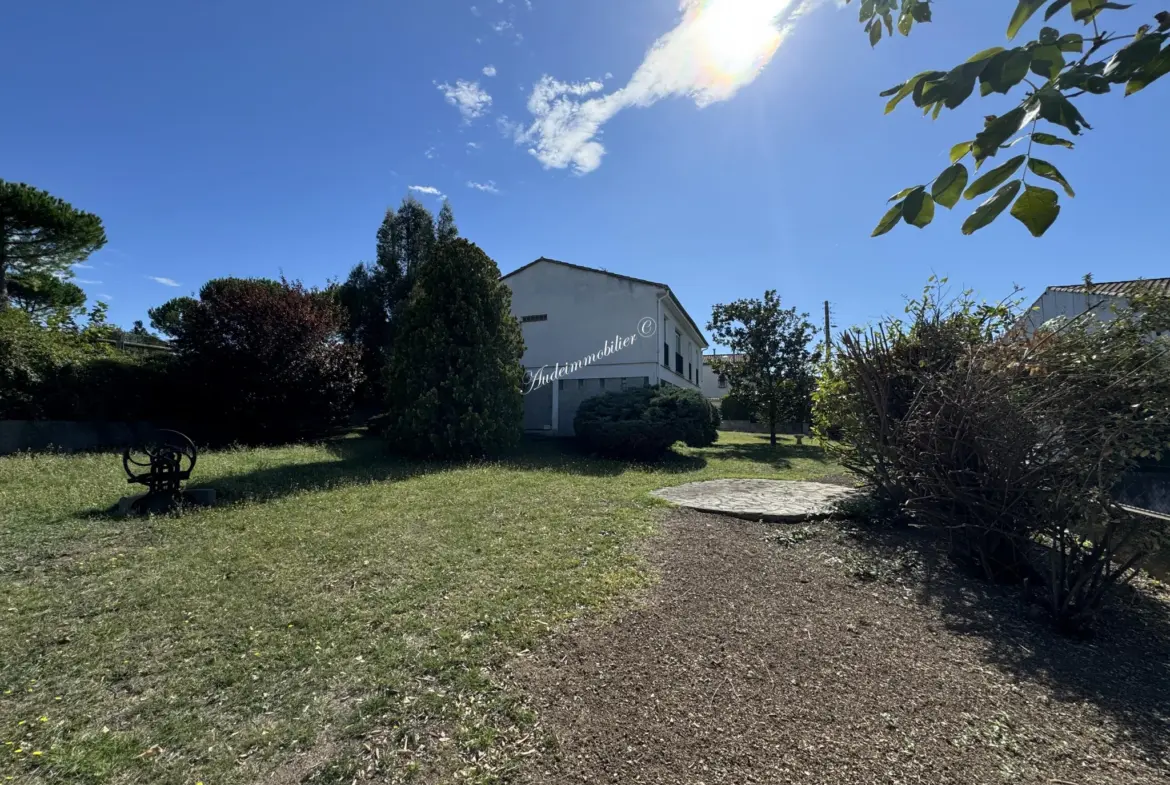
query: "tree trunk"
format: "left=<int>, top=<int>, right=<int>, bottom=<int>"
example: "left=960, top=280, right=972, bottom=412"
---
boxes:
left=769, top=400, right=777, bottom=446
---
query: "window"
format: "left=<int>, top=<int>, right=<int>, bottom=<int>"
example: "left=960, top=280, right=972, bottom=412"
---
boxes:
left=643, top=376, right=649, bottom=387
left=599, top=378, right=606, bottom=389
left=663, top=342, right=670, bottom=368
left=688, top=362, right=692, bottom=381
left=718, top=374, right=727, bottom=389
left=620, top=377, right=628, bottom=390
left=558, top=379, right=564, bottom=391
left=520, top=314, right=548, bottom=323
left=577, top=379, right=585, bottom=390
left=675, top=329, right=681, bottom=354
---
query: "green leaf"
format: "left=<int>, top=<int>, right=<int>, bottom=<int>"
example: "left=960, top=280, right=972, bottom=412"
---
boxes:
left=872, top=201, right=904, bottom=237
left=982, top=49, right=1033, bottom=94
left=859, top=0, right=875, bottom=22
left=888, top=186, right=920, bottom=202
left=882, top=10, right=894, bottom=35
left=879, top=82, right=906, bottom=97
left=1057, top=33, right=1084, bottom=52
left=1011, top=184, right=1061, bottom=236
left=1104, top=35, right=1166, bottom=82
left=1044, top=0, right=1071, bottom=20
left=964, top=155, right=1026, bottom=199
left=1028, top=158, right=1076, bottom=196
left=1029, top=44, right=1065, bottom=80
left=898, top=11, right=913, bottom=35
left=911, top=1, right=932, bottom=22
left=962, top=181, right=1022, bottom=235
left=1037, top=89, right=1091, bottom=134
left=1039, top=26, right=1059, bottom=44
left=967, top=46, right=1007, bottom=63
left=1031, top=131, right=1075, bottom=148
left=870, top=19, right=882, bottom=46
left=1126, top=48, right=1170, bottom=95
left=902, top=187, right=935, bottom=228
left=884, top=71, right=941, bottom=113
left=950, top=141, right=974, bottom=162
left=972, top=108, right=1027, bottom=161
left=931, top=163, right=968, bottom=209
left=1008, top=0, right=1047, bottom=39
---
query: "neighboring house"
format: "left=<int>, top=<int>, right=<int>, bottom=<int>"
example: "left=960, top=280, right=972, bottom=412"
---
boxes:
left=501, top=257, right=708, bottom=435
left=1015, top=277, right=1170, bottom=338
left=700, top=352, right=742, bottom=401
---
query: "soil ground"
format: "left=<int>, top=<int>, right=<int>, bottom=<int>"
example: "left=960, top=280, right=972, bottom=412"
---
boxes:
left=511, top=510, right=1170, bottom=785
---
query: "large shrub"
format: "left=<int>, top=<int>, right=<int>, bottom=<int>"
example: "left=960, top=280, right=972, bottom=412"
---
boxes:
left=166, top=277, right=361, bottom=444
left=575, top=385, right=718, bottom=460
left=0, top=306, right=170, bottom=422
left=817, top=281, right=1170, bottom=632
left=380, top=239, right=525, bottom=459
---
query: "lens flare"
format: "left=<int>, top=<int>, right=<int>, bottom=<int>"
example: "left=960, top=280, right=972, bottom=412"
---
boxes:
left=689, top=0, right=786, bottom=86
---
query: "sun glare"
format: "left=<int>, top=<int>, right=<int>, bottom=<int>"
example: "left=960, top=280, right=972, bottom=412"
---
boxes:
left=693, top=0, right=786, bottom=82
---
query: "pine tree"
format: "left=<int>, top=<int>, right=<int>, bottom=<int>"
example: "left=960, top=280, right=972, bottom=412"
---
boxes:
left=0, top=180, right=106, bottom=311
left=436, top=200, right=458, bottom=243
left=382, top=239, right=525, bottom=459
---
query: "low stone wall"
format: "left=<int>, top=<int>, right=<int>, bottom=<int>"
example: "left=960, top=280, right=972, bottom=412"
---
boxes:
left=0, top=420, right=158, bottom=456
left=720, top=420, right=810, bottom=435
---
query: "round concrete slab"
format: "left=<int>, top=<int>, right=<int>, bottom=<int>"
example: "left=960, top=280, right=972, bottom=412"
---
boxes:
left=651, top=479, right=861, bottom=523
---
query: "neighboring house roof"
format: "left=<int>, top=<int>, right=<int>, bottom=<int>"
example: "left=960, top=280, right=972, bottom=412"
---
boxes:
left=702, top=353, right=744, bottom=363
left=501, top=256, right=708, bottom=347
left=1047, top=278, right=1170, bottom=298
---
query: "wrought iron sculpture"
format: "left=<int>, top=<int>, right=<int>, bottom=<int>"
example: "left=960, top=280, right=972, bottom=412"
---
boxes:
left=122, top=430, right=198, bottom=513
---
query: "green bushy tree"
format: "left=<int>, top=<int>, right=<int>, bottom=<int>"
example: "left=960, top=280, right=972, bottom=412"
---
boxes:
left=0, top=180, right=106, bottom=311
left=708, top=291, right=818, bottom=446
left=380, top=239, right=525, bottom=459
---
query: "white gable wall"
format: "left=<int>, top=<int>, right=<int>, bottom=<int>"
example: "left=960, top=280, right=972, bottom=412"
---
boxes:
left=502, top=260, right=707, bottom=434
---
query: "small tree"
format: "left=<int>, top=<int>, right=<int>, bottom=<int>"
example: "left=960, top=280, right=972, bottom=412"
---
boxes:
left=148, top=296, right=198, bottom=338
left=0, top=180, right=106, bottom=311
left=708, top=291, right=818, bottom=446
left=381, top=239, right=525, bottom=459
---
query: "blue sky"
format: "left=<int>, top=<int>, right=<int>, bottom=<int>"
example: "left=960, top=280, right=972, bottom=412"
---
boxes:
left=2, top=0, right=1165, bottom=344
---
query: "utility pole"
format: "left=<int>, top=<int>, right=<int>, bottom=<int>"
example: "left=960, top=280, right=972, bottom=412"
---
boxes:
left=823, top=300, right=831, bottom=362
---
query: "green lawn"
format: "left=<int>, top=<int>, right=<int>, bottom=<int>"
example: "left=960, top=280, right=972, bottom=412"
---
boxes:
left=0, top=431, right=842, bottom=785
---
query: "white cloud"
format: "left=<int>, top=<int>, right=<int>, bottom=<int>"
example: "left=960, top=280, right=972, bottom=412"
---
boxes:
left=148, top=276, right=181, bottom=287
left=436, top=79, right=493, bottom=121
left=492, top=20, right=512, bottom=32
left=74, top=278, right=102, bottom=284
left=409, top=185, right=444, bottom=197
left=516, top=0, right=817, bottom=174
left=467, top=141, right=481, bottom=149
left=425, top=146, right=437, bottom=159
left=467, top=180, right=501, bottom=194
left=470, top=5, right=481, bottom=15
left=483, top=65, right=497, bottom=77
left=72, top=263, right=94, bottom=269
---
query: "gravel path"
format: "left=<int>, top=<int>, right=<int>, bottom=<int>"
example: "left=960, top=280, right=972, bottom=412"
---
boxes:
left=510, top=510, right=1170, bottom=785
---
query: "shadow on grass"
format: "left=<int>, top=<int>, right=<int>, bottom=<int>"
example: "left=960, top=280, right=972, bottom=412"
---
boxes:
left=84, top=432, right=708, bottom=515
left=844, top=521, right=1170, bottom=763
left=702, top=433, right=826, bottom=470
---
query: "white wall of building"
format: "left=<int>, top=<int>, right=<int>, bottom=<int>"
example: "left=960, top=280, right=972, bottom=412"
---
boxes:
left=502, top=260, right=707, bottom=433
left=1019, top=289, right=1127, bottom=336
left=700, top=357, right=731, bottom=399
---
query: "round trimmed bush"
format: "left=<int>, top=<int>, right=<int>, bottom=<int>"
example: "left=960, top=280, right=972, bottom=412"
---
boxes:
left=574, top=385, right=718, bottom=460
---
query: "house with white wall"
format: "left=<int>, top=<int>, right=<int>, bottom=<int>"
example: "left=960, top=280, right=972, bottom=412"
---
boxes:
left=700, top=353, right=740, bottom=400
left=1015, top=277, right=1170, bottom=337
left=501, top=257, right=708, bottom=435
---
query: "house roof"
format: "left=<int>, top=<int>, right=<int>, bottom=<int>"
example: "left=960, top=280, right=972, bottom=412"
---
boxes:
left=501, top=256, right=709, bottom=347
left=1047, top=278, right=1170, bottom=298
left=702, top=352, right=743, bottom=362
